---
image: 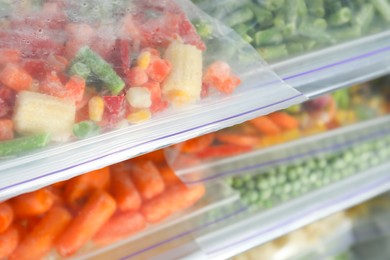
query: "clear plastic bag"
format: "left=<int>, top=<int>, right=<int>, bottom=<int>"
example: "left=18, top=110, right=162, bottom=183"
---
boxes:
left=193, top=0, right=390, bottom=62
left=0, top=0, right=304, bottom=202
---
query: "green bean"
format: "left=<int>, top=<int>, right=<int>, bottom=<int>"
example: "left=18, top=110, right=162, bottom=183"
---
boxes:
left=225, top=7, right=254, bottom=27
left=307, top=0, right=325, bottom=18
left=353, top=4, right=374, bottom=32
left=0, top=133, right=51, bottom=157
left=372, top=0, right=390, bottom=22
left=251, top=4, right=273, bottom=27
left=297, top=0, right=308, bottom=17
left=69, top=62, right=91, bottom=79
left=329, top=7, right=352, bottom=26
left=73, top=121, right=101, bottom=139
left=74, top=47, right=125, bottom=95
left=257, top=44, right=288, bottom=61
left=329, top=24, right=361, bottom=42
left=254, top=28, right=284, bottom=46
left=258, top=0, right=285, bottom=11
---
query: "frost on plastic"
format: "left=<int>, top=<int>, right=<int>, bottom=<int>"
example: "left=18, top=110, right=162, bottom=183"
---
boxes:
left=192, top=0, right=390, bottom=62
left=0, top=0, right=304, bottom=201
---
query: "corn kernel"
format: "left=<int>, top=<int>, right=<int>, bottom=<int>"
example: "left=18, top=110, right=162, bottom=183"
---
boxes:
left=88, top=96, right=105, bottom=122
left=167, top=90, right=191, bottom=107
left=127, top=109, right=151, bottom=124
left=137, top=51, right=151, bottom=69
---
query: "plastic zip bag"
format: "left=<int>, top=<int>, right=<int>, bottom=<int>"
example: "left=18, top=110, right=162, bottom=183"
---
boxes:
left=192, top=0, right=390, bottom=62
left=165, top=82, right=390, bottom=185
left=0, top=0, right=304, bottom=202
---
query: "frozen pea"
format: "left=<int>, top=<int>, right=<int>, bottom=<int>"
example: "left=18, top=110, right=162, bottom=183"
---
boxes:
left=232, top=177, right=244, bottom=189
left=245, top=181, right=256, bottom=190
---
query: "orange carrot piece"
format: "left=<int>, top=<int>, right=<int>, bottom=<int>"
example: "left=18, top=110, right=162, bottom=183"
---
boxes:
left=56, top=190, right=116, bottom=257
left=0, top=64, right=32, bottom=91
left=93, top=212, right=146, bottom=246
left=0, top=202, right=14, bottom=233
left=64, top=167, right=111, bottom=208
left=0, top=225, right=20, bottom=259
left=249, top=116, right=282, bottom=135
left=139, top=194, right=172, bottom=224
left=10, top=206, right=72, bottom=260
left=140, top=184, right=205, bottom=223
left=216, top=133, right=260, bottom=147
left=131, top=149, right=166, bottom=164
left=11, top=188, right=54, bottom=218
left=130, top=161, right=165, bottom=200
left=268, top=112, right=299, bottom=130
left=178, top=133, right=215, bottom=153
left=111, top=168, right=142, bottom=212
left=159, top=165, right=181, bottom=187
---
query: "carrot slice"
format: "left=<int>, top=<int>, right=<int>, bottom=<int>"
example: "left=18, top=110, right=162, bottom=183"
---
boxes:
left=215, top=133, right=260, bottom=147
left=10, top=206, right=72, bottom=260
left=249, top=116, right=282, bottom=135
left=159, top=165, right=181, bottom=187
left=93, top=212, right=146, bottom=246
left=0, top=202, right=13, bottom=233
left=178, top=133, right=215, bottom=153
left=268, top=112, right=299, bottom=130
left=64, top=167, right=111, bottom=209
left=56, top=190, right=116, bottom=257
left=11, top=188, right=54, bottom=218
left=130, top=161, right=165, bottom=200
left=0, top=225, right=20, bottom=259
left=111, top=166, right=142, bottom=212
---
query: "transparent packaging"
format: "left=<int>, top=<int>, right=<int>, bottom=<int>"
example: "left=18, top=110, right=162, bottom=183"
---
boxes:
left=193, top=0, right=390, bottom=63
left=0, top=0, right=304, bottom=200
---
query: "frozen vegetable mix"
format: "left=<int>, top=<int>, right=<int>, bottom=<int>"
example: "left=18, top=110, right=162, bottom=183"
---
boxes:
left=0, top=0, right=243, bottom=157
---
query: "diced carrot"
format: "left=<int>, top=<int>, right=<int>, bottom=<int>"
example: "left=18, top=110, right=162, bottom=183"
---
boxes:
left=130, top=161, right=165, bottom=200
left=39, top=71, right=66, bottom=98
left=127, top=67, right=148, bottom=86
left=111, top=166, right=142, bottom=212
left=196, top=144, right=252, bottom=159
left=11, top=188, right=54, bottom=218
left=64, top=167, right=111, bottom=209
left=143, top=80, right=162, bottom=102
left=47, top=186, right=65, bottom=206
left=10, top=206, right=72, bottom=260
left=203, top=61, right=241, bottom=94
left=179, top=133, right=215, bottom=153
left=0, top=225, right=20, bottom=259
left=0, top=119, right=14, bottom=141
left=0, top=64, right=33, bottom=91
left=215, top=133, right=260, bottom=147
left=159, top=165, right=181, bottom=187
left=249, top=116, right=282, bottom=135
left=50, top=180, right=67, bottom=189
left=64, top=75, right=85, bottom=102
left=93, top=211, right=146, bottom=246
left=0, top=49, right=21, bottom=64
left=0, top=202, right=14, bottom=233
left=56, top=190, right=116, bottom=257
left=268, top=112, right=299, bottom=130
left=146, top=57, right=171, bottom=83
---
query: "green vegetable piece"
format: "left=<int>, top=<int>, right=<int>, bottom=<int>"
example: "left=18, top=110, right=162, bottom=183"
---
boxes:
left=353, top=4, right=374, bottom=33
left=329, top=7, right=352, bottom=26
left=273, top=12, right=285, bottom=28
left=232, top=177, right=244, bottom=189
left=0, top=133, right=51, bottom=157
left=195, top=20, right=213, bottom=39
left=329, top=25, right=362, bottom=42
left=258, top=0, right=285, bottom=11
left=299, top=17, right=333, bottom=43
left=73, top=121, right=101, bottom=139
left=75, top=47, right=125, bottom=95
left=251, top=4, right=273, bottom=27
left=302, top=38, right=317, bottom=51
left=69, top=62, right=91, bottom=79
left=287, top=42, right=304, bottom=55
left=307, top=0, right=325, bottom=18
left=225, top=7, right=254, bottom=27
left=257, top=44, right=288, bottom=61
left=297, top=0, right=308, bottom=17
left=372, top=0, right=390, bottom=23
left=255, top=28, right=284, bottom=46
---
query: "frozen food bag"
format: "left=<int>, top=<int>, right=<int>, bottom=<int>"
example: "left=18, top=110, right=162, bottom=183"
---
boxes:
left=165, top=82, right=390, bottom=184
left=0, top=0, right=305, bottom=200
left=192, top=0, right=390, bottom=62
